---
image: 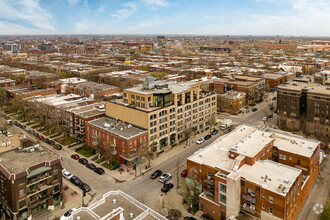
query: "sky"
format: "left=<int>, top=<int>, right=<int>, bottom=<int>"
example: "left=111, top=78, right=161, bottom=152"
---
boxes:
left=0, top=0, right=329, bottom=36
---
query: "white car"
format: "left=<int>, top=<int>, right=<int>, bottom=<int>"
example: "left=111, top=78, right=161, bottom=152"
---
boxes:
left=196, top=138, right=205, bottom=144
left=263, top=117, right=267, bottom=121
left=62, top=171, right=73, bottom=180
left=60, top=208, right=77, bottom=220
left=159, top=173, right=172, bottom=183
left=7, top=132, right=12, bottom=137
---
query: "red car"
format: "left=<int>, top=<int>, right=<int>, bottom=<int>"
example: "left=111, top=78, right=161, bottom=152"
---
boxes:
left=181, top=169, right=187, bottom=178
left=71, top=154, right=80, bottom=160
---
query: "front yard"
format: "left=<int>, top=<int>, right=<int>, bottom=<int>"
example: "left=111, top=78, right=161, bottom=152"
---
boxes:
left=55, top=136, right=76, bottom=146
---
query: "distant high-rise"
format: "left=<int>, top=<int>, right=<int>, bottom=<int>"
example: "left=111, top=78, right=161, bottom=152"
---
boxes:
left=3, top=43, right=21, bottom=54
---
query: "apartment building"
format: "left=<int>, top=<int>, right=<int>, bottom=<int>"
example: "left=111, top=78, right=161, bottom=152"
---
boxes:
left=0, top=77, right=15, bottom=87
left=85, top=117, right=148, bottom=168
left=263, top=73, right=286, bottom=90
left=218, top=91, right=246, bottom=114
left=187, top=125, right=320, bottom=220
left=65, top=102, right=106, bottom=141
left=277, top=81, right=330, bottom=136
left=0, top=136, right=63, bottom=220
left=106, top=77, right=217, bottom=152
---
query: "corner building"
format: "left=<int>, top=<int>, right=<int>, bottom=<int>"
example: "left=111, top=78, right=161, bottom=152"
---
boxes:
left=106, top=77, right=217, bottom=152
left=187, top=125, right=320, bottom=220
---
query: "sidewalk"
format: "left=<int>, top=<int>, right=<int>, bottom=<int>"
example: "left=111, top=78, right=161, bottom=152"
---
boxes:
left=107, top=128, right=216, bottom=182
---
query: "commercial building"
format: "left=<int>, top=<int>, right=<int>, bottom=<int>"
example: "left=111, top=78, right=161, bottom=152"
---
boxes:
left=263, top=73, right=286, bottom=90
left=187, top=125, right=320, bottom=220
left=3, top=43, right=21, bottom=54
left=106, top=77, right=217, bottom=152
left=0, top=77, right=15, bottom=87
left=0, top=135, right=63, bottom=220
left=277, top=81, right=330, bottom=136
left=218, top=91, right=246, bottom=114
left=85, top=117, right=148, bottom=168
left=67, top=190, right=166, bottom=220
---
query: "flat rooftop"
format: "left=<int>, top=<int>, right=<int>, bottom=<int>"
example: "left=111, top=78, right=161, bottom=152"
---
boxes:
left=220, top=91, right=246, bottom=99
left=0, top=143, right=59, bottom=174
left=124, top=80, right=200, bottom=95
left=31, top=94, right=94, bottom=107
left=238, top=160, right=301, bottom=195
left=277, top=81, right=320, bottom=92
left=72, top=190, right=166, bottom=220
left=263, top=73, right=285, bottom=80
left=89, top=117, right=147, bottom=139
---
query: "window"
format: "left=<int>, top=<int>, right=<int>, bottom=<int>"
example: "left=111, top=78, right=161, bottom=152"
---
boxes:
left=130, top=142, right=132, bottom=148
left=200, top=201, right=204, bottom=211
left=297, top=159, right=300, bottom=165
left=19, top=199, right=26, bottom=209
left=19, top=188, right=24, bottom=196
left=18, top=178, right=25, bottom=185
left=262, top=193, right=265, bottom=198
left=248, top=188, right=255, bottom=196
left=219, top=194, right=226, bottom=204
left=219, top=183, right=226, bottom=193
left=269, top=196, right=273, bottom=204
left=280, top=154, right=286, bottom=160
left=262, top=205, right=265, bottom=209
left=269, top=207, right=273, bottom=214
left=53, top=184, right=60, bottom=193
left=194, top=166, right=197, bottom=172
left=53, top=165, right=58, bottom=171
left=134, top=140, right=137, bottom=146
left=54, top=174, right=58, bottom=181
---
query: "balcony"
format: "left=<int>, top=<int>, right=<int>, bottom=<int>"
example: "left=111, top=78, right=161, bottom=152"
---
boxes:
left=242, top=204, right=256, bottom=214
left=242, top=194, right=256, bottom=203
left=27, top=173, right=51, bottom=186
left=203, top=189, right=215, bottom=200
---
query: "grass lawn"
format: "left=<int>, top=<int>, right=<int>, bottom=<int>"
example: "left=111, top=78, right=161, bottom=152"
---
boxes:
left=26, top=121, right=36, bottom=125
left=96, top=158, right=105, bottom=164
left=31, top=124, right=41, bottom=129
left=101, top=161, right=114, bottom=170
left=37, top=127, right=47, bottom=132
left=55, top=136, right=76, bottom=145
left=76, top=149, right=94, bottom=157
left=43, top=129, right=57, bottom=136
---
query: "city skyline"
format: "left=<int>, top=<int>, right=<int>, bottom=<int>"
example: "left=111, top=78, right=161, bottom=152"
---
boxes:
left=0, top=0, right=330, bottom=36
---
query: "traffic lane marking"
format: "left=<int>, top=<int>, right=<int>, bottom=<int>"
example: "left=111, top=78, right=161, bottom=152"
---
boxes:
left=152, top=161, right=186, bottom=184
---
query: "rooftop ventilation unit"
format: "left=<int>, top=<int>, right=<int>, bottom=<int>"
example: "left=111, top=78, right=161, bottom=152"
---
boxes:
left=308, top=146, right=313, bottom=149
left=103, top=123, right=111, bottom=128
left=283, top=179, right=290, bottom=184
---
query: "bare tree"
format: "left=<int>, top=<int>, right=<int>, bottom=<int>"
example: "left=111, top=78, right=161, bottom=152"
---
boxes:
left=176, top=158, right=181, bottom=189
left=207, top=113, right=216, bottom=132
left=182, top=128, right=193, bottom=147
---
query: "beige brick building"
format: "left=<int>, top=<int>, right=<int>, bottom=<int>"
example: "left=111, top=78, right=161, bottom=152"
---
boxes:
left=106, top=77, right=217, bottom=152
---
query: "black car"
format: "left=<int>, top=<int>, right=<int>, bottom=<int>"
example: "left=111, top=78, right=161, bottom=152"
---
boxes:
left=70, top=176, right=82, bottom=186
left=274, top=109, right=277, bottom=113
left=94, top=168, right=105, bottom=175
left=55, top=144, right=62, bottom=150
left=272, top=97, right=277, bottom=100
left=184, top=217, right=197, bottom=220
left=50, top=140, right=55, bottom=145
left=44, top=138, right=51, bottom=144
left=252, top=107, right=258, bottom=112
left=211, top=129, right=219, bottom=135
left=78, top=158, right=88, bottom=165
left=35, top=132, right=39, bottom=137
left=161, top=183, right=174, bottom=193
left=150, top=170, right=162, bottom=179
left=79, top=182, right=91, bottom=192
left=204, top=134, right=211, bottom=140
left=86, top=163, right=96, bottom=170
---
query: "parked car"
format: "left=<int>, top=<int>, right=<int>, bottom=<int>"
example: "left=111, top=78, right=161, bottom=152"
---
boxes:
left=7, top=132, right=12, bottom=137
left=78, top=158, right=88, bottom=165
left=50, top=140, right=55, bottom=145
left=272, top=97, right=277, bottom=100
left=150, top=170, right=162, bottom=179
left=184, top=217, right=197, bottom=220
left=159, top=173, right=172, bottom=183
left=274, top=109, right=277, bottom=113
left=94, top=168, right=105, bottom=175
left=79, top=182, right=91, bottom=192
left=204, top=134, right=211, bottom=140
left=211, top=129, right=219, bottom=135
left=196, top=138, right=204, bottom=145
left=267, top=114, right=273, bottom=118
left=161, top=183, right=174, bottom=193
left=70, top=176, right=82, bottom=186
left=263, top=117, right=267, bottom=121
left=181, top=169, right=187, bottom=178
left=252, top=107, right=258, bottom=112
left=56, top=144, right=62, bottom=150
left=71, top=154, right=80, bottom=160
left=86, top=163, right=96, bottom=170
left=35, top=132, right=39, bottom=137
left=60, top=208, right=77, bottom=220
left=62, top=171, right=73, bottom=180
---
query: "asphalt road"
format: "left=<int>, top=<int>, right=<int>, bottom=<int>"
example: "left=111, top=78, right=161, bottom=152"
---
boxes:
left=4, top=97, right=273, bottom=212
